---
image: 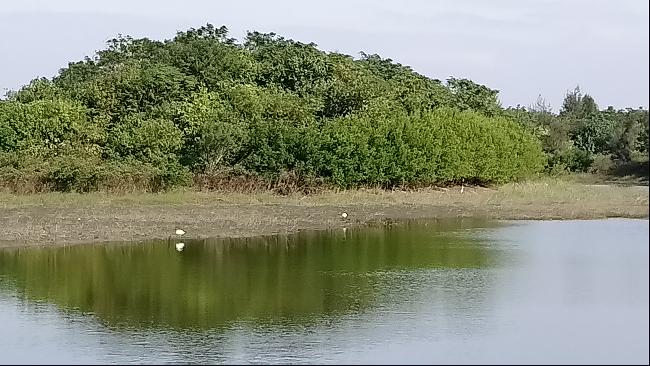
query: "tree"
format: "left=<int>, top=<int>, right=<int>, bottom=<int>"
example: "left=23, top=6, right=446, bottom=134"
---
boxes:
left=0, top=23, right=561, bottom=192
left=446, top=78, right=501, bottom=116
left=177, top=89, right=249, bottom=173
left=609, top=108, right=648, bottom=161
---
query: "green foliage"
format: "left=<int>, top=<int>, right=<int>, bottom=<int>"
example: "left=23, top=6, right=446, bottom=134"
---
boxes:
left=7, top=78, right=60, bottom=103
left=560, top=86, right=599, bottom=119
left=245, top=32, right=329, bottom=96
left=106, top=115, right=184, bottom=168
left=177, top=89, right=249, bottom=172
left=608, top=108, right=648, bottom=161
left=0, top=98, right=103, bottom=155
left=548, top=147, right=594, bottom=173
left=359, top=53, right=452, bottom=113
left=637, top=111, right=649, bottom=153
left=570, top=114, right=615, bottom=154
left=589, top=153, right=615, bottom=174
left=320, top=54, right=386, bottom=118
left=508, top=88, right=649, bottom=174
left=1, top=23, right=559, bottom=192
left=447, top=78, right=502, bottom=117
left=319, top=107, right=545, bottom=187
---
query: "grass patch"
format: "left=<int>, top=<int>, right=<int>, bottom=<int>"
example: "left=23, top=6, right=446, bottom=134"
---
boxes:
left=1, top=177, right=647, bottom=208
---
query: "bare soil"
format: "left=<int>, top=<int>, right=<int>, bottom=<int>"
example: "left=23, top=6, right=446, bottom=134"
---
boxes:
left=1, top=182, right=647, bottom=248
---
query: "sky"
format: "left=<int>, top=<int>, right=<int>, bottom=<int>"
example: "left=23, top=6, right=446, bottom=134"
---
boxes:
left=0, top=0, right=648, bottom=111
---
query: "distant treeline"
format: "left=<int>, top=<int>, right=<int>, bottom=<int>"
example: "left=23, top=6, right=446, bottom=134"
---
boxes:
left=505, top=89, right=648, bottom=175
left=0, top=24, right=646, bottom=192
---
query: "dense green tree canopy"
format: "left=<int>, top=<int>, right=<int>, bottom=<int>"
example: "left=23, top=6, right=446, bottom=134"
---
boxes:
left=504, top=86, right=648, bottom=173
left=4, top=23, right=643, bottom=192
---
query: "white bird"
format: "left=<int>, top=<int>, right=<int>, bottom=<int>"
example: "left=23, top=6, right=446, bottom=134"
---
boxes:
left=175, top=242, right=185, bottom=251
left=175, top=229, right=185, bottom=236
left=341, top=212, right=348, bottom=219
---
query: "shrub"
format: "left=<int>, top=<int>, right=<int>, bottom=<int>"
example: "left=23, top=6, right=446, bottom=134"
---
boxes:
left=318, top=107, right=545, bottom=187
left=547, top=148, right=594, bottom=173
left=589, top=153, right=614, bottom=174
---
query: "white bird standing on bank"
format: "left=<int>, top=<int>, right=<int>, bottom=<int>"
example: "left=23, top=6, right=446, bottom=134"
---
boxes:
left=175, top=242, right=185, bottom=251
left=175, top=229, right=185, bottom=236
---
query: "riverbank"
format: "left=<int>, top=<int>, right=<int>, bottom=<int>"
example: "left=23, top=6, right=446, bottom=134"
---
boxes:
left=1, top=179, right=647, bottom=248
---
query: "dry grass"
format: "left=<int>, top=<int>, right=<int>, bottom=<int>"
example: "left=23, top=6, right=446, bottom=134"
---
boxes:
left=1, top=178, right=646, bottom=207
left=0, top=178, right=647, bottom=248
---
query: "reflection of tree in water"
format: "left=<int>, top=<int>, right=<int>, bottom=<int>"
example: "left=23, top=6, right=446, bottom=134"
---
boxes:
left=0, top=218, right=504, bottom=331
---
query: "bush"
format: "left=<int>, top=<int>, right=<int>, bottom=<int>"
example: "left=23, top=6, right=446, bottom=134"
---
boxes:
left=318, top=107, right=545, bottom=187
left=589, top=153, right=614, bottom=174
left=0, top=98, right=104, bottom=154
left=45, top=152, right=102, bottom=192
left=547, top=148, right=594, bottom=173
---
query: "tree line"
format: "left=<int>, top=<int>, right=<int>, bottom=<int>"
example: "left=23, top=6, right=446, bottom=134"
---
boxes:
left=0, top=24, right=646, bottom=192
left=505, top=88, right=648, bottom=175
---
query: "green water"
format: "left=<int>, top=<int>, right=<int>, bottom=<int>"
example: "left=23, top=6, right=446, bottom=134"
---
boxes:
left=0, top=218, right=647, bottom=364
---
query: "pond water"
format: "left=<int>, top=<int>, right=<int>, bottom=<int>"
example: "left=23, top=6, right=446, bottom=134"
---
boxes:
left=0, top=218, right=647, bottom=364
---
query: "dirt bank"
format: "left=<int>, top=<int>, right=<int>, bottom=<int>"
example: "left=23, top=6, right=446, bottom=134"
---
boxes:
left=1, top=181, right=647, bottom=248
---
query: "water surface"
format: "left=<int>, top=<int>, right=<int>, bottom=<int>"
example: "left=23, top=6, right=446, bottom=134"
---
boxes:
left=0, top=218, right=647, bottom=364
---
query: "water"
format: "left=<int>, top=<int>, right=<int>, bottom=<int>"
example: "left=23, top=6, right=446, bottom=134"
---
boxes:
left=0, top=218, right=647, bottom=364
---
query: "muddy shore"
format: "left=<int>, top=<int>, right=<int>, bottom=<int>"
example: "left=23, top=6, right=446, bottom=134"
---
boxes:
left=1, top=183, right=647, bottom=248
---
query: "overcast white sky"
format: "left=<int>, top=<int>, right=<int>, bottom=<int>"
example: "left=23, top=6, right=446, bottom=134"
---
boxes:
left=1, top=0, right=648, bottom=110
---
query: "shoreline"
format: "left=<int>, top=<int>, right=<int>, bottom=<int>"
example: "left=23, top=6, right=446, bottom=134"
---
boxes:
left=1, top=181, right=647, bottom=249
